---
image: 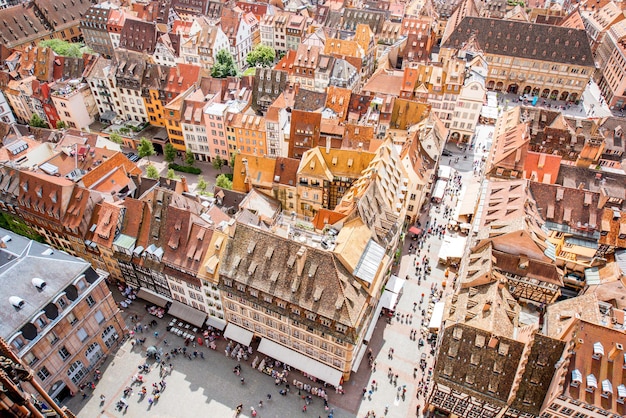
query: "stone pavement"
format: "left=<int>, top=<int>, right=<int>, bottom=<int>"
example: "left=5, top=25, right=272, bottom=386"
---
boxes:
left=62, top=297, right=353, bottom=418
left=353, top=124, right=494, bottom=418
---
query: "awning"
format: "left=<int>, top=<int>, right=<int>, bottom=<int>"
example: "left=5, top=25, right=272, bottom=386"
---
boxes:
left=258, top=338, right=343, bottom=386
left=167, top=300, right=207, bottom=328
left=137, top=288, right=172, bottom=308
left=223, top=323, right=254, bottom=346
left=409, top=226, right=422, bottom=235
left=571, top=369, right=582, bottom=383
left=363, top=300, right=384, bottom=343
left=205, top=315, right=226, bottom=331
left=587, top=374, right=598, bottom=389
left=100, top=110, right=117, bottom=123
left=351, top=343, right=367, bottom=373
left=618, top=384, right=626, bottom=398
left=602, top=379, right=613, bottom=393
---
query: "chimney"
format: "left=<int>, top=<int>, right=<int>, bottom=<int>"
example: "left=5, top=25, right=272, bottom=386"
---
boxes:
left=597, top=187, right=609, bottom=209
left=180, top=175, right=188, bottom=192
left=296, top=245, right=307, bottom=276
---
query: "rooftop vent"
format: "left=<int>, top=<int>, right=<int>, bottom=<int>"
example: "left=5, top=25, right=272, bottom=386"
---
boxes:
left=1, top=235, right=12, bottom=243
left=9, top=296, right=25, bottom=310
left=32, top=278, right=47, bottom=290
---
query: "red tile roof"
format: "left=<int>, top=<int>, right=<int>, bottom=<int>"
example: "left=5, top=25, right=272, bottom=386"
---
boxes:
left=523, top=151, right=561, bottom=184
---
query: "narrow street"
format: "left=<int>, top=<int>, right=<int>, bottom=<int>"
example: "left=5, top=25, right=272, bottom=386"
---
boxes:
left=355, top=125, right=494, bottom=418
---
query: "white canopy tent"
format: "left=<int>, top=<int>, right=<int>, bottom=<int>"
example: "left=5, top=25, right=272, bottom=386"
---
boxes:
left=438, top=236, right=468, bottom=263
left=428, top=302, right=446, bottom=332
left=438, top=165, right=452, bottom=180
left=432, top=180, right=447, bottom=202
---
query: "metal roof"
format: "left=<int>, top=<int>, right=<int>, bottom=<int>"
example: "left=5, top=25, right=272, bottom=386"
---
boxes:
left=353, top=239, right=385, bottom=284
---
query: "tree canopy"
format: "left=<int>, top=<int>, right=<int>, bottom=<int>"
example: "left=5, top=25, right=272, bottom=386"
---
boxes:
left=216, top=174, right=233, bottom=190
left=196, top=176, right=208, bottom=194
left=137, top=138, right=155, bottom=160
left=246, top=44, right=276, bottom=68
left=108, top=133, right=123, bottom=144
left=146, top=164, right=159, bottom=179
left=164, top=143, right=176, bottom=164
left=185, top=149, right=195, bottom=166
left=38, top=39, right=92, bottom=58
left=29, top=114, right=48, bottom=128
left=211, top=49, right=238, bottom=78
left=212, top=155, right=224, bottom=171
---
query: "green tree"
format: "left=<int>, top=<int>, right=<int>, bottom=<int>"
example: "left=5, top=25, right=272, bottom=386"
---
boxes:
left=216, top=174, right=233, bottom=190
left=196, top=176, right=208, bottom=194
left=246, top=44, right=276, bottom=68
left=29, top=114, right=48, bottom=128
left=55, top=120, right=67, bottom=129
left=211, top=49, right=238, bottom=78
left=230, top=153, right=236, bottom=168
left=109, top=132, right=123, bottom=144
left=164, top=142, right=177, bottom=164
left=146, top=164, right=159, bottom=179
left=212, top=155, right=224, bottom=171
left=38, top=39, right=89, bottom=58
left=137, top=138, right=155, bottom=161
left=166, top=168, right=178, bottom=180
left=185, top=149, right=195, bottom=166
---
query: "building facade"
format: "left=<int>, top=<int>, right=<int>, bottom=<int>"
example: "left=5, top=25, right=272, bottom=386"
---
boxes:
left=441, top=17, right=594, bottom=102
left=0, top=229, right=126, bottom=404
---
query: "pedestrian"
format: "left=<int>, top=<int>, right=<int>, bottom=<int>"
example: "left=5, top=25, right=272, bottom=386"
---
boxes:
left=302, top=404, right=307, bottom=412
left=154, top=331, right=159, bottom=338
left=258, top=400, right=263, bottom=408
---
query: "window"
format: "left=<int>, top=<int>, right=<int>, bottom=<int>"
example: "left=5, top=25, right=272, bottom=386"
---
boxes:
left=85, top=295, right=96, bottom=307
left=37, top=367, right=51, bottom=381
left=67, top=312, right=78, bottom=326
left=94, top=310, right=105, bottom=324
left=67, top=360, right=86, bottom=385
left=35, top=316, right=47, bottom=329
left=46, top=332, right=59, bottom=346
left=23, top=352, right=39, bottom=366
left=58, top=346, right=71, bottom=361
left=77, top=328, right=88, bottom=342
left=101, top=325, right=118, bottom=348
left=85, top=342, right=103, bottom=365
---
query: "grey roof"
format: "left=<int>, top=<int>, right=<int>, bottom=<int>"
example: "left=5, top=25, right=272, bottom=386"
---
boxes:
left=442, top=17, right=594, bottom=67
left=0, top=228, right=91, bottom=339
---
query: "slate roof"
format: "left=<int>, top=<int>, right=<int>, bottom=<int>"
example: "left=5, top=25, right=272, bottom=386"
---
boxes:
left=219, top=223, right=370, bottom=334
left=0, top=230, right=92, bottom=340
left=119, top=19, right=159, bottom=54
left=442, top=16, right=594, bottom=66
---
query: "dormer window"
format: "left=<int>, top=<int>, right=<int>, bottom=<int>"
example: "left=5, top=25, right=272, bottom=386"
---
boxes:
left=571, top=369, right=582, bottom=387
left=587, top=374, right=598, bottom=392
left=593, top=342, right=604, bottom=359
left=602, top=379, right=613, bottom=398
